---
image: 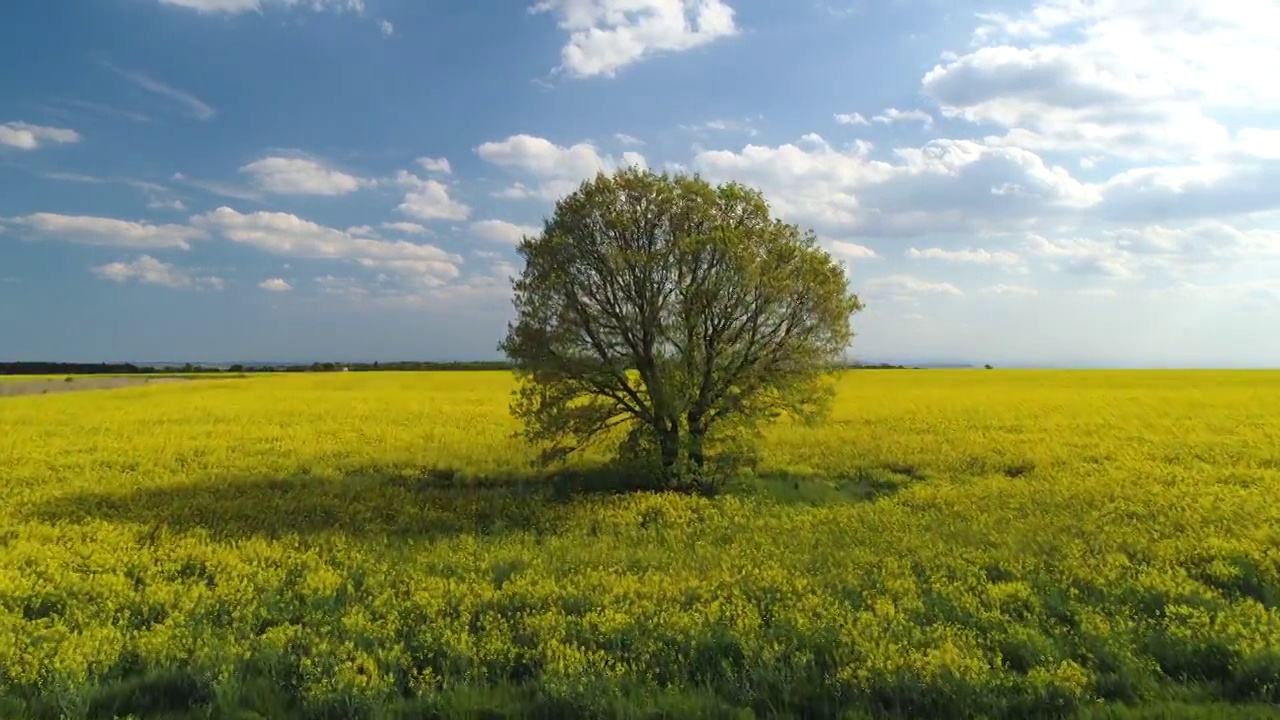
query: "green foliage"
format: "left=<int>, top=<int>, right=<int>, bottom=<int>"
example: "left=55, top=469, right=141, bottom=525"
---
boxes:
left=500, top=167, right=863, bottom=491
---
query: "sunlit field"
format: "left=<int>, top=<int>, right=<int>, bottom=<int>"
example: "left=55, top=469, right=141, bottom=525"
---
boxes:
left=2, top=370, right=1279, bottom=719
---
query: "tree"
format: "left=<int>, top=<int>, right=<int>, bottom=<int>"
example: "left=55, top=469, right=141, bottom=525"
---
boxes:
left=499, top=168, right=864, bottom=492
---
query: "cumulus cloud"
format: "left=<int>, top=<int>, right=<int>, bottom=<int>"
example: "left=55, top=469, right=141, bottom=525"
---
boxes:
left=864, top=274, right=964, bottom=299
left=1024, top=233, right=1140, bottom=279
left=239, top=156, right=372, bottom=196
left=11, top=213, right=207, bottom=250
left=923, top=0, right=1280, bottom=163
left=531, top=0, right=737, bottom=78
left=684, top=118, right=759, bottom=136
left=477, top=133, right=646, bottom=202
left=394, top=172, right=471, bottom=221
left=981, top=283, right=1039, bottom=296
left=693, top=136, right=1098, bottom=237
left=0, top=122, right=81, bottom=150
left=615, top=133, right=644, bottom=146
left=834, top=112, right=870, bottom=126
left=416, top=156, right=451, bottom=174
left=872, top=108, right=932, bottom=126
left=148, top=198, right=188, bottom=211
left=1024, top=220, right=1280, bottom=283
left=907, top=247, right=1022, bottom=267
left=314, top=274, right=369, bottom=298
left=93, top=255, right=224, bottom=290
left=1235, top=129, right=1280, bottom=160
left=380, top=221, right=428, bottom=235
left=380, top=19, right=394, bottom=36
left=258, top=277, right=293, bottom=292
left=827, top=240, right=878, bottom=260
left=192, top=206, right=462, bottom=285
left=470, top=219, right=540, bottom=245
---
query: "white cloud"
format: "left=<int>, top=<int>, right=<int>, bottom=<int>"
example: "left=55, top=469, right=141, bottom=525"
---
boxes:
left=239, top=156, right=371, bottom=196
left=394, top=172, right=472, bottom=221
left=478, top=133, right=607, bottom=178
left=0, top=122, right=81, bottom=150
left=685, top=118, right=758, bottom=136
left=192, top=206, right=462, bottom=285
left=1236, top=129, right=1280, bottom=160
left=621, top=150, right=647, bottom=169
left=1023, top=221, right=1280, bottom=283
left=798, top=133, right=827, bottom=149
left=156, top=0, right=365, bottom=14
left=477, top=133, right=646, bottom=201
left=864, top=274, right=964, bottom=298
left=157, top=0, right=260, bottom=10
left=493, top=182, right=536, bottom=200
left=827, top=240, right=878, bottom=260
left=834, top=112, right=870, bottom=126
left=471, top=219, right=540, bottom=245
left=380, top=221, right=428, bottom=235
left=1151, top=279, right=1280, bottom=308
left=12, top=213, right=206, bottom=250
left=531, top=0, right=738, bottom=78
left=923, top=0, right=1280, bottom=163
left=982, top=283, right=1039, bottom=296
left=615, top=133, right=644, bottom=146
left=380, top=19, right=394, bottom=36
left=907, top=247, right=1022, bottom=266
left=147, top=198, right=188, bottom=211
left=693, top=136, right=1098, bottom=237
left=101, top=61, right=215, bottom=121
left=258, top=277, right=293, bottom=292
left=872, top=108, right=932, bottom=126
left=93, top=255, right=224, bottom=290
left=314, top=274, right=368, bottom=298
left=416, top=156, right=451, bottom=174
left=1024, top=233, right=1140, bottom=279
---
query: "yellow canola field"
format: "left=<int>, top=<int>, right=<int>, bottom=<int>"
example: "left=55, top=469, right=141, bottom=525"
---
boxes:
left=1, top=370, right=1278, bottom=718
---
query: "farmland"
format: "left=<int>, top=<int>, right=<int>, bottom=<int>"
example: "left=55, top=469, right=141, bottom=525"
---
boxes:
left=1, top=370, right=1279, bottom=719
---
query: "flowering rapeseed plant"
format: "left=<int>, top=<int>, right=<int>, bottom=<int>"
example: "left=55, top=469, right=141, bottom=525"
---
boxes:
left=0, top=370, right=1278, bottom=717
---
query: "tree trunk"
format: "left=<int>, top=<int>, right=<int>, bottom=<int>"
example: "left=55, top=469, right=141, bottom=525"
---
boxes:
left=657, top=421, right=680, bottom=488
left=688, top=415, right=706, bottom=472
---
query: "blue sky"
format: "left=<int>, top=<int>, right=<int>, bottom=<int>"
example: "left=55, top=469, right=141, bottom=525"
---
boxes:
left=2, top=0, right=1278, bottom=366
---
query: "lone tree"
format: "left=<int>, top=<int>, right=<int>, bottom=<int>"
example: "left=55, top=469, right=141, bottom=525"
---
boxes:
left=500, top=168, right=864, bottom=492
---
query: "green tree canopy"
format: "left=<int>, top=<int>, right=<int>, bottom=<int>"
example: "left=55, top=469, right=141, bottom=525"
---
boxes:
left=500, top=167, right=864, bottom=492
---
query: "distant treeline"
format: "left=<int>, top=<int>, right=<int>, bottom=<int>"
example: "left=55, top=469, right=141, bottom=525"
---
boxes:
left=1, top=360, right=930, bottom=376
left=0, top=361, right=515, bottom=375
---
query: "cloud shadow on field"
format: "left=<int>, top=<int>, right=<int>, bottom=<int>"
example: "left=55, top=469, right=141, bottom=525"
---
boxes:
left=30, top=465, right=643, bottom=542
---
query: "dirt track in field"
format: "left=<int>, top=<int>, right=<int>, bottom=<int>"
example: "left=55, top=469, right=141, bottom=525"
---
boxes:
left=0, top=377, right=192, bottom=398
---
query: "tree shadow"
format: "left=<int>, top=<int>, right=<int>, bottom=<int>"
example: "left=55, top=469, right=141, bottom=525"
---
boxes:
left=728, top=464, right=920, bottom=506
left=30, top=458, right=920, bottom=542
left=30, top=464, right=642, bottom=542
